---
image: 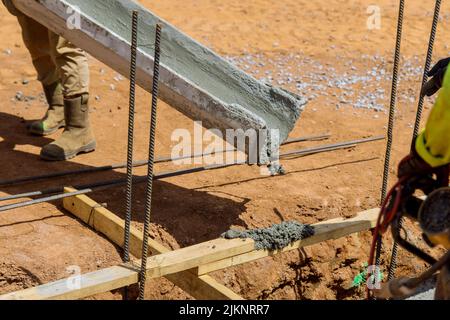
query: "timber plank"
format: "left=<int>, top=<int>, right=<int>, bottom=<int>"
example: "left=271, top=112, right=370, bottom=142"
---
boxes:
left=62, top=188, right=244, bottom=300
left=0, top=265, right=138, bottom=300
left=0, top=192, right=379, bottom=300
left=197, top=208, right=379, bottom=275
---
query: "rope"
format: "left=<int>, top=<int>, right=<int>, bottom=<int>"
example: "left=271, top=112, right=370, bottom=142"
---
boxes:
left=138, top=23, right=163, bottom=300
left=374, top=0, right=405, bottom=293
left=388, top=0, right=442, bottom=282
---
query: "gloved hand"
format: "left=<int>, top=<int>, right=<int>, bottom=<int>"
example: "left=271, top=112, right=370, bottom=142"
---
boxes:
left=398, top=137, right=450, bottom=187
left=421, top=57, right=450, bottom=97
left=398, top=153, right=432, bottom=178
left=2, top=0, right=21, bottom=16
left=397, top=140, right=432, bottom=178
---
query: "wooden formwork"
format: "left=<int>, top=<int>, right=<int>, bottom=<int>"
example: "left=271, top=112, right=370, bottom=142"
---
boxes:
left=0, top=188, right=379, bottom=300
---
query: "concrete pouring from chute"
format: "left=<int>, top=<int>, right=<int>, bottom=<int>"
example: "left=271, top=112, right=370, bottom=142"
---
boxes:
left=12, top=0, right=306, bottom=164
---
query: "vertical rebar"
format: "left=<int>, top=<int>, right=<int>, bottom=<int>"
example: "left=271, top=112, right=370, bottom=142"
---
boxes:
left=412, top=0, right=442, bottom=140
left=124, top=10, right=139, bottom=265
left=380, top=0, right=405, bottom=206
left=138, top=23, right=162, bottom=301
left=374, top=0, right=405, bottom=291
left=123, top=10, right=139, bottom=301
left=388, top=0, right=441, bottom=282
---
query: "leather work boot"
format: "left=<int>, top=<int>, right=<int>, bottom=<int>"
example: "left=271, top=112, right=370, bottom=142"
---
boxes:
left=40, top=94, right=96, bottom=161
left=28, top=82, right=65, bottom=136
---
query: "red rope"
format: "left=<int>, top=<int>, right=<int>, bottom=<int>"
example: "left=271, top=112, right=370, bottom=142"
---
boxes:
left=366, top=176, right=408, bottom=299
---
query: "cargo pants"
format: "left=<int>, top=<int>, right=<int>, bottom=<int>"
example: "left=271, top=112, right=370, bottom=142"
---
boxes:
left=2, top=0, right=89, bottom=97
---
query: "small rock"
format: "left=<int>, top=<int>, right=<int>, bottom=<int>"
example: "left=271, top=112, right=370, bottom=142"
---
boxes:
left=24, top=96, right=36, bottom=102
left=113, top=74, right=124, bottom=82
left=15, top=91, right=24, bottom=101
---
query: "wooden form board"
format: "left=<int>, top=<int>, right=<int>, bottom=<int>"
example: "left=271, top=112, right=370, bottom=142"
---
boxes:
left=197, top=208, right=379, bottom=275
left=0, top=237, right=253, bottom=300
left=60, top=188, right=243, bottom=300
left=0, top=190, right=380, bottom=300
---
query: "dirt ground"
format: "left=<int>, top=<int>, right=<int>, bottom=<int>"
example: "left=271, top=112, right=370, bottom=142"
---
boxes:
left=0, top=0, right=449, bottom=300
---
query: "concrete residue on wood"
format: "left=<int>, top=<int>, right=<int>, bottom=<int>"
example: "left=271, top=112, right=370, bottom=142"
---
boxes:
left=222, top=221, right=315, bottom=250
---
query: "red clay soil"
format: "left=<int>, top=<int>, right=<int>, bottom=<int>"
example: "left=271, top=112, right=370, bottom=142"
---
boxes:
left=0, top=0, right=448, bottom=299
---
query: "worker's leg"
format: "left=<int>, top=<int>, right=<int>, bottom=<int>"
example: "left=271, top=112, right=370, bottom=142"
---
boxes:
left=49, top=32, right=90, bottom=97
left=40, top=33, right=96, bottom=161
left=15, top=14, right=65, bottom=135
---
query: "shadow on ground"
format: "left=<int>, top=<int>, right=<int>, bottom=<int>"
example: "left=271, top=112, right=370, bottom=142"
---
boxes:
left=0, top=111, right=249, bottom=249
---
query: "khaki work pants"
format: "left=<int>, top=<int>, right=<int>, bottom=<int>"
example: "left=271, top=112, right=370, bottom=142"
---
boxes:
left=6, top=2, right=90, bottom=97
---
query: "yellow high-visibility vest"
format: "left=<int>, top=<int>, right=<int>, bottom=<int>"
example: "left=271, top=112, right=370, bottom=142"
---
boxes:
left=416, top=68, right=450, bottom=167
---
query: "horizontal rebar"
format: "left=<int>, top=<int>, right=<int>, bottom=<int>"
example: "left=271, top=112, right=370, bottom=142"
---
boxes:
left=282, top=133, right=331, bottom=145
left=0, top=134, right=330, bottom=188
left=0, top=189, right=92, bottom=212
left=0, top=161, right=147, bottom=187
left=277, top=135, right=383, bottom=159
left=0, top=135, right=384, bottom=213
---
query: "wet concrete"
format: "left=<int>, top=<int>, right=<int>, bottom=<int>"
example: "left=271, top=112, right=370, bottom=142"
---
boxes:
left=62, top=0, right=307, bottom=161
left=222, top=221, right=315, bottom=250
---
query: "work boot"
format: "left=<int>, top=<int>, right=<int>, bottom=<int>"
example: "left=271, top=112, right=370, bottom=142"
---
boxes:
left=28, top=82, right=65, bottom=136
left=40, top=94, right=96, bottom=161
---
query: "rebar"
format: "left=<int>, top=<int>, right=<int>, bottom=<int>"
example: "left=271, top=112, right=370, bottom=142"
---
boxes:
left=412, top=0, right=442, bottom=140
left=124, top=10, right=139, bottom=265
left=388, top=0, right=442, bottom=282
left=122, top=10, right=139, bottom=300
left=0, top=162, right=145, bottom=187
left=138, top=23, right=162, bottom=300
left=278, top=136, right=383, bottom=160
left=0, top=189, right=92, bottom=212
left=380, top=0, right=404, bottom=207
left=0, top=135, right=329, bottom=188
left=374, top=0, right=405, bottom=291
left=0, top=136, right=384, bottom=212
left=282, top=133, right=330, bottom=145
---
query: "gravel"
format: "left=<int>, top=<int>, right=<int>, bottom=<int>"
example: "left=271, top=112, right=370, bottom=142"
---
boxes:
left=225, top=53, right=426, bottom=112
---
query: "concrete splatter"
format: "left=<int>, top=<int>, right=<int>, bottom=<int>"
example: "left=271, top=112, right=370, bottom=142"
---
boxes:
left=222, top=221, right=315, bottom=250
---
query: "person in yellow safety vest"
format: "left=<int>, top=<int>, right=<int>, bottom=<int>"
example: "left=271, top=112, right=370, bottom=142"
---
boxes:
left=398, top=58, right=450, bottom=177
left=2, top=0, right=96, bottom=161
